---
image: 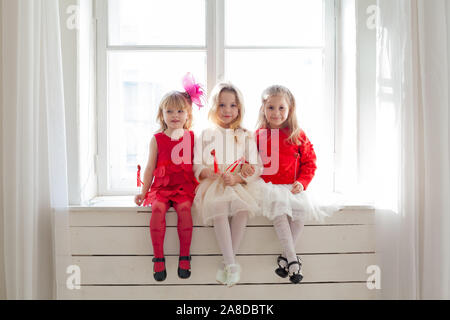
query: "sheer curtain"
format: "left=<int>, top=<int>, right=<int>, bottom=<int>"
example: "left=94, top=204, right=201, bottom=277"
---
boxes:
left=376, top=0, right=450, bottom=299
left=1, top=0, right=71, bottom=299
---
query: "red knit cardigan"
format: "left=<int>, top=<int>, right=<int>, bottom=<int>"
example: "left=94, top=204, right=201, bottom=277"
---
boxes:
left=255, top=127, right=317, bottom=190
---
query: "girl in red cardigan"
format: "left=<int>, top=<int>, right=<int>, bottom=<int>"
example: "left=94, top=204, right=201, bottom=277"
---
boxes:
left=243, top=85, right=329, bottom=284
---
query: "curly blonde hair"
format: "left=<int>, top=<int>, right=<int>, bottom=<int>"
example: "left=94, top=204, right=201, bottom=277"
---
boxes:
left=156, top=91, right=193, bottom=132
left=256, top=85, right=301, bottom=145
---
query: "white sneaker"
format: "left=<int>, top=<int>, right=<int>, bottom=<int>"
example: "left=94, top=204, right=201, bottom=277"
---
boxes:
left=225, top=264, right=241, bottom=287
left=216, top=267, right=227, bottom=284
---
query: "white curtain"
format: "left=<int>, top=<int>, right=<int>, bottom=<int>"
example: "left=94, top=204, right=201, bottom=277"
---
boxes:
left=376, top=0, right=450, bottom=299
left=1, top=0, right=71, bottom=299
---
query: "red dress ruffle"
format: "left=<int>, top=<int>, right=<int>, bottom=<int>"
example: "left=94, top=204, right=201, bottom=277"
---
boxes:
left=142, top=131, right=199, bottom=206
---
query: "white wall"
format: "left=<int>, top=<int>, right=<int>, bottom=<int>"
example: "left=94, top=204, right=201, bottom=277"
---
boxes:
left=0, top=0, right=6, bottom=301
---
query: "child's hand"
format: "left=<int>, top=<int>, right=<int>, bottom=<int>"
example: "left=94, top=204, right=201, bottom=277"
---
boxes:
left=201, top=168, right=221, bottom=180
left=222, top=173, right=238, bottom=186
left=134, top=193, right=146, bottom=206
left=291, top=181, right=304, bottom=194
left=241, top=163, right=255, bottom=178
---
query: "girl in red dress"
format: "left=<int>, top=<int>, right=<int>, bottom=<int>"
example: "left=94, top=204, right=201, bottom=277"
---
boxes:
left=135, top=74, right=204, bottom=282
left=243, top=85, right=330, bottom=284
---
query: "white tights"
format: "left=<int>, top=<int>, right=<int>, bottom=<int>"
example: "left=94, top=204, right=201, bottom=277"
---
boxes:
left=273, top=214, right=305, bottom=274
left=213, top=211, right=249, bottom=272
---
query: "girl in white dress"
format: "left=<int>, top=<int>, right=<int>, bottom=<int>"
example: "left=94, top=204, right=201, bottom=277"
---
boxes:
left=192, top=82, right=263, bottom=287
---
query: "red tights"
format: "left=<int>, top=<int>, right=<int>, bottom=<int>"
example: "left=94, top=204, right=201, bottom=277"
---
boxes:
left=150, top=200, right=193, bottom=272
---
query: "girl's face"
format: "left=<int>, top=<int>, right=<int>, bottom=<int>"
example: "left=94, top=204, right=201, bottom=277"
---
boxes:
left=217, top=91, right=239, bottom=128
left=163, top=105, right=188, bottom=131
left=264, top=95, right=290, bottom=129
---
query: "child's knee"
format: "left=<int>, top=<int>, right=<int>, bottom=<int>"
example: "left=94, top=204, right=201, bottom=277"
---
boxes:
left=175, top=202, right=192, bottom=219
left=174, top=201, right=192, bottom=213
left=234, top=211, right=249, bottom=220
left=150, top=204, right=168, bottom=229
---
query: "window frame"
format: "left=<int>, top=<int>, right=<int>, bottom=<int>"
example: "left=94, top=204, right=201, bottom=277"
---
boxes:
left=95, top=0, right=337, bottom=196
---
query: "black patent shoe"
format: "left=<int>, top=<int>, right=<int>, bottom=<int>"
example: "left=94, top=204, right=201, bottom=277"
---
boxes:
left=275, top=255, right=289, bottom=278
left=178, top=256, right=192, bottom=279
left=152, top=257, right=167, bottom=281
left=287, top=257, right=304, bottom=284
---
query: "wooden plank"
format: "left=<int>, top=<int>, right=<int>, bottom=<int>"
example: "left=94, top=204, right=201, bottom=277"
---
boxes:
left=72, top=253, right=377, bottom=285
left=71, top=196, right=375, bottom=212
left=62, top=207, right=378, bottom=300
left=70, top=225, right=375, bottom=255
left=65, top=283, right=379, bottom=300
left=70, top=209, right=374, bottom=227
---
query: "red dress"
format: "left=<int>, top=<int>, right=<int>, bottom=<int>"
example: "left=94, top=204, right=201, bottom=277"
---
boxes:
left=143, top=131, right=199, bottom=206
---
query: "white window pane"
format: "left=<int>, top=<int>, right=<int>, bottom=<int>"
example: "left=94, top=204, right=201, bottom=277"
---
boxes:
left=225, top=50, right=324, bottom=130
left=108, top=51, right=206, bottom=190
left=108, top=0, right=206, bottom=46
left=225, top=49, right=333, bottom=191
left=225, top=0, right=323, bottom=47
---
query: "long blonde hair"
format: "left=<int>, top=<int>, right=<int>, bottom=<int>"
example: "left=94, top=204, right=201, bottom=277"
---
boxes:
left=256, top=85, right=301, bottom=145
left=156, top=91, right=193, bottom=132
left=208, top=82, right=245, bottom=131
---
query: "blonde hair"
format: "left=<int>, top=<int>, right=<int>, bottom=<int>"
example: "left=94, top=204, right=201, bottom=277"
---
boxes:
left=256, top=85, right=301, bottom=145
left=156, top=91, right=193, bottom=132
left=208, top=82, right=245, bottom=131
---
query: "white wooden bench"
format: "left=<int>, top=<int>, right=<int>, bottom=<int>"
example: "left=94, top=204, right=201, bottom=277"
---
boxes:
left=60, top=206, right=378, bottom=299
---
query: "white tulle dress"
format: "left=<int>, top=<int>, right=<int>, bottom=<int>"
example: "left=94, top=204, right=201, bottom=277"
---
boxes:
left=192, top=125, right=264, bottom=225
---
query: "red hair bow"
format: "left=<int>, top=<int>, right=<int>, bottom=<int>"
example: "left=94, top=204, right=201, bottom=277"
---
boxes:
left=183, top=73, right=205, bottom=110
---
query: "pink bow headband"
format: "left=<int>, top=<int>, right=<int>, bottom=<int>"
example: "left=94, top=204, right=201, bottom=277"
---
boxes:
left=182, top=72, right=205, bottom=110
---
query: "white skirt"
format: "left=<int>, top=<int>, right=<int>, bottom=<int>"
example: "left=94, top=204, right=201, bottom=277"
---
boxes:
left=258, top=181, right=335, bottom=222
left=192, top=177, right=261, bottom=226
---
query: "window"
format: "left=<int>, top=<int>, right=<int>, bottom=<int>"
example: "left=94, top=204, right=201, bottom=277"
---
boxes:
left=96, top=0, right=336, bottom=195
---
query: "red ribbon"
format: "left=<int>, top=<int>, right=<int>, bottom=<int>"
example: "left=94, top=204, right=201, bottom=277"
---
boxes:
left=137, top=165, right=144, bottom=187
left=225, top=157, right=245, bottom=173
left=211, top=150, right=219, bottom=173
left=210, top=151, right=245, bottom=174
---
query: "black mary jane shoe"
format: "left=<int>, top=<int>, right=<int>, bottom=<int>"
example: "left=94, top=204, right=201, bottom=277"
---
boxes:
left=287, top=257, right=304, bottom=284
left=275, top=255, right=289, bottom=278
left=177, top=256, right=192, bottom=279
left=152, top=257, right=167, bottom=282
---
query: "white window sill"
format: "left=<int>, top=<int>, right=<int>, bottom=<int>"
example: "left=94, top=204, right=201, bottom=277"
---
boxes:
left=69, top=195, right=375, bottom=211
